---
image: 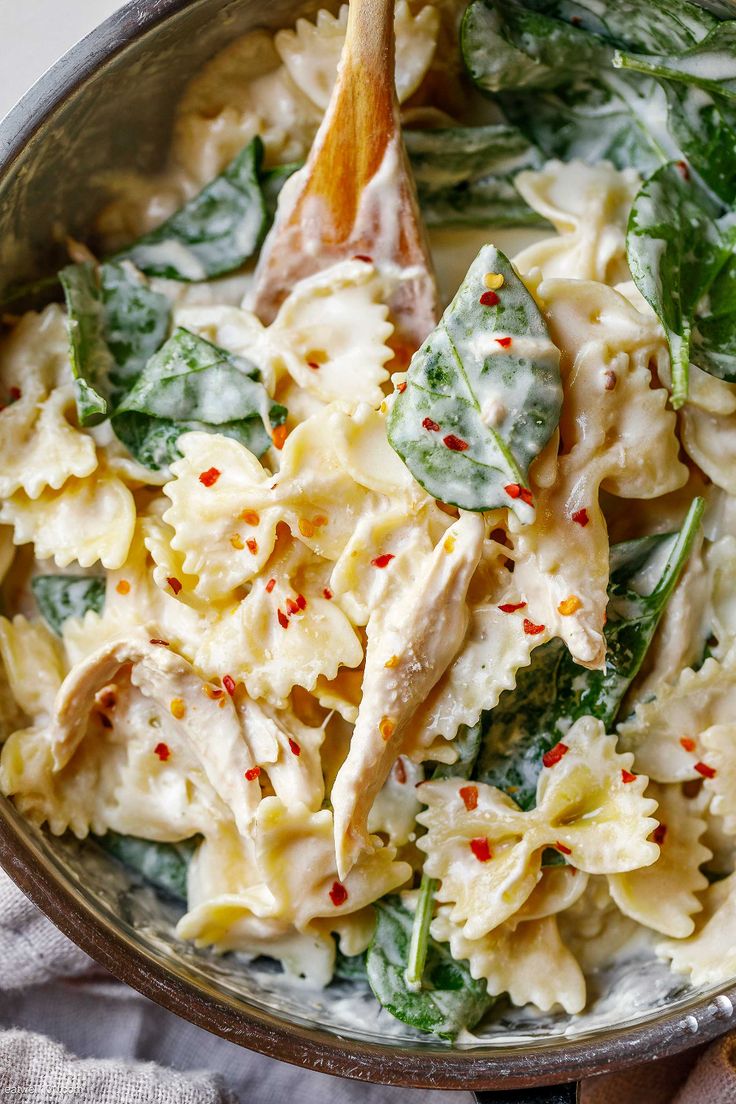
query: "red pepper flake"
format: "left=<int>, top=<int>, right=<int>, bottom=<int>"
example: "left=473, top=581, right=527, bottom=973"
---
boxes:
left=523, top=618, right=545, bottom=635
left=329, top=880, right=349, bottom=906
left=286, top=597, right=300, bottom=616
left=371, top=553, right=395, bottom=569
left=459, top=785, right=478, bottom=812
left=116, top=579, right=130, bottom=596
left=498, top=601, right=527, bottom=614
left=265, top=577, right=276, bottom=594
left=542, top=742, right=569, bottom=768
left=154, top=742, right=171, bottom=762
left=694, top=761, right=717, bottom=779
left=676, top=160, right=690, bottom=180
left=296, top=593, right=307, bottom=611
left=246, top=538, right=258, bottom=555
left=571, top=508, right=589, bottom=527
left=353, top=254, right=373, bottom=264
left=223, top=674, right=236, bottom=697
left=480, top=290, right=499, bottom=307
left=272, top=424, right=288, bottom=450
left=443, top=434, right=469, bottom=452
left=555, top=841, right=572, bottom=856
left=8, top=386, right=21, bottom=402
left=245, top=766, right=261, bottom=781
left=323, top=587, right=333, bottom=600
left=149, top=638, right=170, bottom=647
left=680, top=737, right=696, bottom=753
left=652, top=823, right=668, bottom=846
left=98, top=711, right=113, bottom=730
left=621, top=769, right=637, bottom=784
left=496, top=336, right=512, bottom=348
left=422, top=417, right=440, bottom=432
left=394, top=758, right=407, bottom=784
left=199, top=467, right=221, bottom=487
left=397, top=382, right=407, bottom=393
left=203, top=685, right=225, bottom=700
left=242, top=509, right=260, bottom=526
left=504, top=483, right=533, bottom=506
left=470, top=837, right=492, bottom=862
left=288, top=738, right=301, bottom=757
left=167, top=576, right=182, bottom=595
left=277, top=609, right=289, bottom=630
left=307, top=361, right=321, bottom=370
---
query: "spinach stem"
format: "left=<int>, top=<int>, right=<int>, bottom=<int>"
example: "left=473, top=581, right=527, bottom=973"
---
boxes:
left=405, top=873, right=439, bottom=990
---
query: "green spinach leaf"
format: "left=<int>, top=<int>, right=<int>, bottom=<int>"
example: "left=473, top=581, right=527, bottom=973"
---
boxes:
left=614, top=22, right=736, bottom=104
left=31, top=575, right=106, bottom=636
left=112, top=327, right=286, bottom=471
left=387, top=245, right=561, bottom=518
left=366, top=897, right=493, bottom=1040
left=114, top=138, right=267, bottom=282
left=627, top=163, right=731, bottom=406
left=96, top=832, right=198, bottom=901
left=475, top=496, right=704, bottom=809
left=520, top=0, right=715, bottom=52
left=59, top=260, right=171, bottom=425
left=691, top=253, right=736, bottom=381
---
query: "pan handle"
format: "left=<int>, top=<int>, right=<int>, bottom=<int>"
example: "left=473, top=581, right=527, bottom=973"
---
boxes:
left=474, top=1082, right=580, bottom=1103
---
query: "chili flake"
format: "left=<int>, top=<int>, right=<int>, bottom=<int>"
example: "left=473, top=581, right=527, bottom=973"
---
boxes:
left=444, top=434, right=469, bottom=452
left=504, top=483, right=533, bottom=506
left=480, top=290, right=499, bottom=307
left=329, top=881, right=349, bottom=906
left=652, top=824, right=668, bottom=846
left=422, top=417, right=440, bottom=432
left=555, top=841, right=572, bottom=856
left=323, top=587, right=333, bottom=600
left=170, top=699, right=186, bottom=720
left=245, top=766, right=261, bottom=781
left=380, top=717, right=395, bottom=742
left=265, top=578, right=276, bottom=593
left=149, top=638, right=169, bottom=647
left=154, top=742, right=171, bottom=762
left=694, top=761, right=716, bottom=779
left=277, top=609, right=289, bottom=630
left=371, top=553, right=395, bottom=569
left=542, top=742, right=569, bottom=768
left=230, top=534, right=244, bottom=550
left=313, top=515, right=328, bottom=528
left=680, top=737, right=696, bottom=752
left=299, top=518, right=315, bottom=538
left=676, top=160, right=690, bottom=180
left=499, top=601, right=527, bottom=613
left=397, top=382, right=407, bottom=393
left=353, top=254, right=373, bottom=264
left=241, top=509, right=260, bottom=526
left=459, top=785, right=478, bottom=812
left=288, top=738, right=301, bottom=757
left=116, top=579, right=130, bottom=595
left=286, top=597, right=300, bottom=616
left=296, top=593, right=307, bottom=611
left=246, top=538, right=258, bottom=555
left=523, top=618, right=545, bottom=635
left=621, top=769, right=636, bottom=784
left=470, top=837, right=492, bottom=862
left=483, top=272, right=504, bottom=290
left=272, top=424, right=288, bottom=450
left=307, top=361, right=321, bottom=370
left=571, top=508, right=589, bottom=527
left=8, top=386, right=21, bottom=402
left=167, top=576, right=182, bottom=595
left=223, top=675, right=237, bottom=697
left=496, top=337, right=512, bottom=348
left=558, top=595, right=582, bottom=616
left=199, top=467, right=221, bottom=487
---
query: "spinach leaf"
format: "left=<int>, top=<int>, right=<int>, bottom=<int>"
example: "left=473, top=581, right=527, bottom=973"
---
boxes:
left=626, top=163, right=731, bottom=407
left=664, top=84, right=736, bottom=206
left=95, top=832, right=198, bottom=901
left=31, top=575, right=106, bottom=636
left=614, top=22, right=736, bottom=104
left=112, top=327, right=286, bottom=471
left=366, top=897, right=493, bottom=1040
left=114, top=138, right=267, bottom=282
left=692, top=253, right=736, bottom=381
left=475, top=496, right=704, bottom=809
left=59, top=260, right=171, bottom=425
left=387, top=245, right=562, bottom=518
left=334, top=948, right=370, bottom=982
left=405, top=124, right=547, bottom=228
left=520, top=0, right=715, bottom=52
left=260, top=161, right=300, bottom=221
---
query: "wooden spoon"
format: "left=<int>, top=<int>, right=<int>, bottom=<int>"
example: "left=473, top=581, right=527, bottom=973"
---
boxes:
left=252, top=0, right=439, bottom=355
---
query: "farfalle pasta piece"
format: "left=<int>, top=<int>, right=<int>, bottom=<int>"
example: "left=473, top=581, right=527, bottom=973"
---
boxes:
left=618, top=650, right=736, bottom=783
left=417, top=717, right=658, bottom=939
left=196, top=539, right=363, bottom=708
left=331, top=512, right=485, bottom=877
left=508, top=278, right=687, bottom=668
left=270, top=260, right=394, bottom=410
left=557, top=876, right=642, bottom=973
left=0, top=462, right=136, bottom=570
left=239, top=695, right=326, bottom=812
left=700, top=724, right=736, bottom=837
left=0, top=615, right=65, bottom=721
left=514, top=161, right=641, bottom=285
left=658, top=873, right=736, bottom=987
left=608, top=783, right=710, bottom=938
left=367, top=755, right=424, bottom=847
left=274, top=2, right=439, bottom=110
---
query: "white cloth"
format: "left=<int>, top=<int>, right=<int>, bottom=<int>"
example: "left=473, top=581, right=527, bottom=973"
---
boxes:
left=0, top=867, right=468, bottom=1103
